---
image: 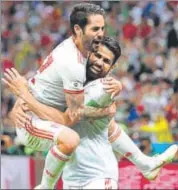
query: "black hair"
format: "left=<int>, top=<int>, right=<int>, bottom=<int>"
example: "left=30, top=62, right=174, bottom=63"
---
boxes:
left=100, top=36, right=121, bottom=64
left=140, top=137, right=151, bottom=143
left=140, top=113, right=151, bottom=120
left=70, top=3, right=105, bottom=35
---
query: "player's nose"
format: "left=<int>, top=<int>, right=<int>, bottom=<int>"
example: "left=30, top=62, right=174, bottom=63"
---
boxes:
left=96, top=29, right=104, bottom=39
left=96, top=59, right=103, bottom=67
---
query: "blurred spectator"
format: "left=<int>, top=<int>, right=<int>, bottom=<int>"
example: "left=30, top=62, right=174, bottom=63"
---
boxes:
left=167, top=22, right=178, bottom=49
left=122, top=16, right=137, bottom=41
left=138, top=114, right=174, bottom=143
left=1, top=139, right=8, bottom=154
left=165, top=95, right=178, bottom=129
left=137, top=17, right=152, bottom=39
left=174, top=78, right=178, bottom=94
left=2, top=56, right=14, bottom=72
left=1, top=135, right=13, bottom=154
left=139, top=137, right=156, bottom=156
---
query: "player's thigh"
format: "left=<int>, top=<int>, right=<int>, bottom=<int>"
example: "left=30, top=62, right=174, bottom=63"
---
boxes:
left=32, top=116, right=80, bottom=146
left=16, top=117, right=67, bottom=151
left=16, top=127, right=52, bottom=151
left=83, top=178, right=118, bottom=189
left=31, top=116, right=66, bottom=143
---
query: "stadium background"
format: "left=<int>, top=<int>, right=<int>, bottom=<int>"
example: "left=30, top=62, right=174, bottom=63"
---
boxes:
left=1, top=1, right=178, bottom=189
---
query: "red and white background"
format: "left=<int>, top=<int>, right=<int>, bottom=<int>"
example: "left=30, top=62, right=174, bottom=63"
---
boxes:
left=1, top=155, right=178, bottom=189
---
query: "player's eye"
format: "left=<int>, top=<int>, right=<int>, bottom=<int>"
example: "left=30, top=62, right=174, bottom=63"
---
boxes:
left=103, top=58, right=111, bottom=65
left=95, top=53, right=101, bottom=59
left=92, top=27, right=99, bottom=32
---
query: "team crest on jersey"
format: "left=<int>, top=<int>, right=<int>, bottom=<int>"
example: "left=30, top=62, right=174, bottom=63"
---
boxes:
left=72, top=81, right=82, bottom=89
left=74, top=82, right=78, bottom=87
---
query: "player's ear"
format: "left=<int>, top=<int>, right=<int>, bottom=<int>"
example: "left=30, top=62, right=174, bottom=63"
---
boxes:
left=111, top=59, right=119, bottom=70
left=74, top=25, right=82, bottom=36
left=108, top=64, right=116, bottom=75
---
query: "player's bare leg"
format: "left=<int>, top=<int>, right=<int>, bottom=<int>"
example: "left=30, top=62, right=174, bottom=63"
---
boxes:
left=109, top=121, right=178, bottom=180
left=35, top=128, right=80, bottom=189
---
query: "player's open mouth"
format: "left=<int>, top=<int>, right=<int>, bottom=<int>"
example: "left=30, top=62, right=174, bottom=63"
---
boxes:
left=90, top=66, right=102, bottom=74
left=93, top=38, right=102, bottom=45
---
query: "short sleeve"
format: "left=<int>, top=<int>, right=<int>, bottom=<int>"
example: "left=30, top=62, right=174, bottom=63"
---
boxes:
left=60, top=63, right=86, bottom=94
left=52, top=38, right=86, bottom=94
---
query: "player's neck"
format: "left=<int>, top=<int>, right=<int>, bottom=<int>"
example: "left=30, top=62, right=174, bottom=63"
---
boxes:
left=84, top=76, right=95, bottom=86
left=84, top=79, right=91, bottom=86
left=72, top=36, right=88, bottom=58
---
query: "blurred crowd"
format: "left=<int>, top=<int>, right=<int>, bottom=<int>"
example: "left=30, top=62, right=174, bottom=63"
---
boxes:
left=1, top=1, right=178, bottom=159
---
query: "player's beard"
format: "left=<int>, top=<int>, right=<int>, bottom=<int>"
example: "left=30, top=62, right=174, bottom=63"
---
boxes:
left=83, top=38, right=94, bottom=52
left=83, top=36, right=102, bottom=52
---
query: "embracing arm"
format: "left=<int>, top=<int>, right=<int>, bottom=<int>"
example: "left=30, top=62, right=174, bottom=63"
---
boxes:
left=22, top=90, right=75, bottom=126
left=64, top=77, right=122, bottom=120
left=2, top=68, right=75, bottom=126
left=65, top=92, right=116, bottom=120
left=20, top=90, right=113, bottom=126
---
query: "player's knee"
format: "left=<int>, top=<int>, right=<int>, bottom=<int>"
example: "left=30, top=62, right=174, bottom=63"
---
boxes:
left=57, top=128, right=80, bottom=154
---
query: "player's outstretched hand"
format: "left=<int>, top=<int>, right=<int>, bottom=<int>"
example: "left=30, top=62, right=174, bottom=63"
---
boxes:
left=102, top=77, right=123, bottom=99
left=2, top=68, right=29, bottom=98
